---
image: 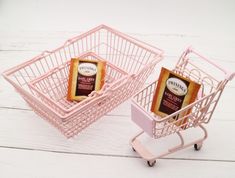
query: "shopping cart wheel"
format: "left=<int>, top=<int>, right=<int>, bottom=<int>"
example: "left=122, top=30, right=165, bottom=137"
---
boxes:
left=194, top=143, right=202, bottom=151
left=147, top=160, right=156, bottom=167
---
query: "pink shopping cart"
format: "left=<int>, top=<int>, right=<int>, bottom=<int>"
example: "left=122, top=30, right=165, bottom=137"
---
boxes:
left=130, top=48, right=235, bottom=167
left=2, top=25, right=163, bottom=138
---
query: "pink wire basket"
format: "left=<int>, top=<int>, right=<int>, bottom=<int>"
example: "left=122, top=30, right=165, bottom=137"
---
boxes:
left=2, top=25, right=163, bottom=138
left=130, top=48, right=235, bottom=167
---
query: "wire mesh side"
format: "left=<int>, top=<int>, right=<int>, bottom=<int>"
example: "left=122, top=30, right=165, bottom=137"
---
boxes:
left=4, top=25, right=162, bottom=98
left=132, top=49, right=231, bottom=139
left=133, top=81, right=221, bottom=138
left=173, top=49, right=229, bottom=123
left=29, top=52, right=129, bottom=117
left=2, top=25, right=163, bottom=137
left=26, top=77, right=136, bottom=138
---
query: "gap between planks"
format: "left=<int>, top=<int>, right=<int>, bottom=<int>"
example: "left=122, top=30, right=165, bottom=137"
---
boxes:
left=0, top=145, right=234, bottom=163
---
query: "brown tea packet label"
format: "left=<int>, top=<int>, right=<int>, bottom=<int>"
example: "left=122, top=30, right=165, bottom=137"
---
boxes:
left=76, top=61, right=99, bottom=96
left=67, top=58, right=106, bottom=101
left=151, top=67, right=201, bottom=128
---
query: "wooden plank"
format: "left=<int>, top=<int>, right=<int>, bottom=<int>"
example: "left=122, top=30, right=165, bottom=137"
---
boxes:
left=1, top=31, right=235, bottom=64
left=0, top=147, right=235, bottom=178
left=0, top=0, right=234, bottom=36
left=0, top=108, right=234, bottom=161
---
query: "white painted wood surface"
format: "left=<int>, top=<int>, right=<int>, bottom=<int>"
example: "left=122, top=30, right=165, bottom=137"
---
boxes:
left=0, top=0, right=235, bottom=177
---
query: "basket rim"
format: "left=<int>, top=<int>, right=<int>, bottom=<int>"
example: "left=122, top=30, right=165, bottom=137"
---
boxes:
left=2, top=24, right=164, bottom=78
left=2, top=24, right=164, bottom=122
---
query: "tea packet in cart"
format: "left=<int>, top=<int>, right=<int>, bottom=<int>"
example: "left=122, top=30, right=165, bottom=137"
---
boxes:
left=67, top=58, right=106, bottom=101
left=151, top=67, right=201, bottom=128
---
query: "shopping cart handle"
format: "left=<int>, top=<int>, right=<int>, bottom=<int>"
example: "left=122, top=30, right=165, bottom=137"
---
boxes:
left=226, top=72, right=235, bottom=81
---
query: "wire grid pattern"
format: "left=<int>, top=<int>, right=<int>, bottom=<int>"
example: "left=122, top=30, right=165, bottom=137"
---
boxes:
left=132, top=49, right=230, bottom=139
left=3, top=25, right=163, bottom=138
left=29, top=52, right=129, bottom=118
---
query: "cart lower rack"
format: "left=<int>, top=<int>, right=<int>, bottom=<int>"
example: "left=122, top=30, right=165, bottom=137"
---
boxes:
left=2, top=25, right=163, bottom=138
left=130, top=48, right=235, bottom=167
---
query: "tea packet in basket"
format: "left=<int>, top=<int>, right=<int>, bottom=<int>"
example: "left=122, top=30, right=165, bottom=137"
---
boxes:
left=67, top=58, right=106, bottom=101
left=151, top=67, right=201, bottom=128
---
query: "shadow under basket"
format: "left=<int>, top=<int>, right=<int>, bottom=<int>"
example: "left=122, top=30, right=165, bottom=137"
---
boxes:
left=2, top=25, right=163, bottom=138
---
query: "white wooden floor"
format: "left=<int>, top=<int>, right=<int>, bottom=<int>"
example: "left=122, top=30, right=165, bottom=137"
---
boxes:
left=0, top=0, right=235, bottom=177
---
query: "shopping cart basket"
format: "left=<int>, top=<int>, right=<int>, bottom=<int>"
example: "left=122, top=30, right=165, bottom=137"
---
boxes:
left=130, top=47, right=235, bottom=166
left=2, top=25, right=163, bottom=138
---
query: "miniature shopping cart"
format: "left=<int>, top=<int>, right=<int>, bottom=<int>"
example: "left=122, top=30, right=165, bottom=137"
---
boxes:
left=2, top=25, right=163, bottom=138
left=130, top=48, right=235, bottom=167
